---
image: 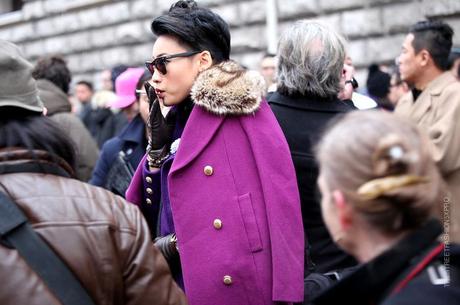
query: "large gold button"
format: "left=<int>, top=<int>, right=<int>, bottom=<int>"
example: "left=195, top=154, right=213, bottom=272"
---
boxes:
left=146, top=187, right=153, bottom=195
left=223, top=275, right=232, bottom=285
left=145, top=176, right=152, bottom=183
left=213, top=219, right=222, bottom=230
left=203, top=165, right=213, bottom=176
left=146, top=198, right=152, bottom=205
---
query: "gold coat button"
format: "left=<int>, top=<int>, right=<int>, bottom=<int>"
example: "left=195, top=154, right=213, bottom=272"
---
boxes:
left=213, top=219, right=222, bottom=230
left=146, top=198, right=152, bottom=205
left=223, top=275, right=232, bottom=285
left=146, top=187, right=153, bottom=195
left=145, top=176, right=152, bottom=184
left=203, top=165, right=213, bottom=176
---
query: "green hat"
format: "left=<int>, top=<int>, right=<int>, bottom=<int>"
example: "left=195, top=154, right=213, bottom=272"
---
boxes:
left=0, top=40, right=44, bottom=113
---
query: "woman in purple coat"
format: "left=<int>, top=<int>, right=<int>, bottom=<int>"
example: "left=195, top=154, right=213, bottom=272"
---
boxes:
left=126, top=1, right=304, bottom=304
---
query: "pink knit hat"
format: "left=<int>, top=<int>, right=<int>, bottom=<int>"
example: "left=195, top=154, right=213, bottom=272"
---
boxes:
left=109, top=67, right=145, bottom=108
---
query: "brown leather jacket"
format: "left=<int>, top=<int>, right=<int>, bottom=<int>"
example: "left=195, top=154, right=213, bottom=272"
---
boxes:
left=0, top=149, right=187, bottom=305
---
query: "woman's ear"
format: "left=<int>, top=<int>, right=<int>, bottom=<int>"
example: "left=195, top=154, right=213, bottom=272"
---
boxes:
left=332, top=190, right=353, bottom=231
left=198, top=51, right=213, bottom=71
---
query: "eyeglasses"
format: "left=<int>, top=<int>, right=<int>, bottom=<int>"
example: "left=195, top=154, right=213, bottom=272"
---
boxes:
left=145, top=51, right=201, bottom=75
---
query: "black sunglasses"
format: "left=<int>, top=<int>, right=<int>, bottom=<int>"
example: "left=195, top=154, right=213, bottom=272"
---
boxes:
left=145, top=51, right=201, bottom=75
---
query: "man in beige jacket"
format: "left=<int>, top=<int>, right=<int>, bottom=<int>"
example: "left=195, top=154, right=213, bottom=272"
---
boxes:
left=395, top=20, right=460, bottom=243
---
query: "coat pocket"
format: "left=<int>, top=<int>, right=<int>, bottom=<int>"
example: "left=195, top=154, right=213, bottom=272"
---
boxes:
left=237, top=193, right=263, bottom=253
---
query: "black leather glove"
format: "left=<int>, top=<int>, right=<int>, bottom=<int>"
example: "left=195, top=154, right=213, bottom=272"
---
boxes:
left=154, top=233, right=178, bottom=263
left=154, top=233, right=182, bottom=275
left=145, top=84, right=176, bottom=150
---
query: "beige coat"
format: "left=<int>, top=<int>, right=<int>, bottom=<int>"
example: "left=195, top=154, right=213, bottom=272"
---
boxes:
left=395, top=72, right=460, bottom=243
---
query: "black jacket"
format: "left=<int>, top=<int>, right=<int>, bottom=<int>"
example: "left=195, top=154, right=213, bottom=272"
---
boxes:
left=268, top=91, right=357, bottom=274
left=81, top=105, right=128, bottom=148
left=314, top=219, right=460, bottom=305
left=89, top=114, right=147, bottom=196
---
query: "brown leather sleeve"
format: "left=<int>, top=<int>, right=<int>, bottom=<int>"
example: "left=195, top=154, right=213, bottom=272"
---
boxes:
left=121, top=203, right=188, bottom=305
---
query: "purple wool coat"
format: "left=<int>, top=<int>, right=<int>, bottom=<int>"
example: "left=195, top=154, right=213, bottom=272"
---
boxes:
left=127, top=61, right=304, bottom=305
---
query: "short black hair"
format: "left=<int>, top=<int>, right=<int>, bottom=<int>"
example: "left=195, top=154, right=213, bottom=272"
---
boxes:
left=32, top=55, right=72, bottom=94
left=76, top=80, right=94, bottom=92
left=0, top=109, right=76, bottom=173
left=111, top=65, right=128, bottom=90
left=409, top=20, right=453, bottom=71
left=151, top=0, right=231, bottom=64
left=366, top=64, right=391, bottom=98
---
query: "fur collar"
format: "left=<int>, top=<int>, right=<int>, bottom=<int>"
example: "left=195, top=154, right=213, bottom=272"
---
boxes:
left=191, top=60, right=266, bottom=116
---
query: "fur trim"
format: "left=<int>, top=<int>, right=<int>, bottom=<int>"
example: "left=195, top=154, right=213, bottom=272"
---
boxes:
left=191, top=60, right=266, bottom=116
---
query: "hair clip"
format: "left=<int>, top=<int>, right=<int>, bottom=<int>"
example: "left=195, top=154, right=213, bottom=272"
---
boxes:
left=388, top=145, right=404, bottom=160
left=357, top=175, right=429, bottom=200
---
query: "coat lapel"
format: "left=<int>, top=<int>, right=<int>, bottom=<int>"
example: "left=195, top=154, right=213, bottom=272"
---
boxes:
left=408, top=89, right=432, bottom=123
left=169, top=106, right=225, bottom=175
left=398, top=73, right=453, bottom=124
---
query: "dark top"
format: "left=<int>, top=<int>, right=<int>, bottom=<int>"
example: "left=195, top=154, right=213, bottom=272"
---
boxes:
left=268, top=91, right=357, bottom=274
left=314, top=220, right=460, bottom=305
left=81, top=105, right=129, bottom=148
left=89, top=114, right=147, bottom=196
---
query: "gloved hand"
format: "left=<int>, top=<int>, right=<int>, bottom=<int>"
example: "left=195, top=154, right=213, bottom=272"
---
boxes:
left=145, top=82, right=176, bottom=150
left=154, top=233, right=178, bottom=263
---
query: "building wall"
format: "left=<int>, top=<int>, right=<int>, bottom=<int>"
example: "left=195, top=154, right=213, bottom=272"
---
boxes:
left=0, top=0, right=459, bottom=89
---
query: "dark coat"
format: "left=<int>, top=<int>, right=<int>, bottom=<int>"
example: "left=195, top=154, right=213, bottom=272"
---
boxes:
left=0, top=149, right=187, bottom=305
left=268, top=91, right=357, bottom=274
left=81, top=105, right=128, bottom=148
left=36, top=79, right=99, bottom=181
left=313, top=220, right=460, bottom=305
left=89, top=114, right=147, bottom=196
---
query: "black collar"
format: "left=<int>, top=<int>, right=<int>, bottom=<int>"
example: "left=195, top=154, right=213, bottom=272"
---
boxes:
left=314, top=219, right=443, bottom=305
left=267, top=91, right=356, bottom=113
left=118, top=114, right=145, bottom=144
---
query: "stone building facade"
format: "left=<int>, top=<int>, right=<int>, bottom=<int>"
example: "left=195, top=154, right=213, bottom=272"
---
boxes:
left=0, top=0, right=459, bottom=89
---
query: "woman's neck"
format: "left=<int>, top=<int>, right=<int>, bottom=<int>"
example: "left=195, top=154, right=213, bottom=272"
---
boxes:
left=351, top=227, right=409, bottom=263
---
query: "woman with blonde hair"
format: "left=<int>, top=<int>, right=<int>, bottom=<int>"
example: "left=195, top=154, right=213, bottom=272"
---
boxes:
left=314, top=111, right=459, bottom=305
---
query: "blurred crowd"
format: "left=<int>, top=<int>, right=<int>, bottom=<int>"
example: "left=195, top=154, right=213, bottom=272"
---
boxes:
left=0, top=1, right=459, bottom=305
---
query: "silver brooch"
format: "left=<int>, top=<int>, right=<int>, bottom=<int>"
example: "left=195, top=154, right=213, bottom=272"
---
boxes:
left=170, top=138, right=181, bottom=154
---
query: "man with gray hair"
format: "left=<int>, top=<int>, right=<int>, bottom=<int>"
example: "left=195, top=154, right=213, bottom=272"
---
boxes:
left=267, top=20, right=357, bottom=301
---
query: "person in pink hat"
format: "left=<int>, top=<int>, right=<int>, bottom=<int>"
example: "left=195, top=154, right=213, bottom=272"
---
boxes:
left=110, top=67, right=146, bottom=121
left=90, top=68, right=151, bottom=197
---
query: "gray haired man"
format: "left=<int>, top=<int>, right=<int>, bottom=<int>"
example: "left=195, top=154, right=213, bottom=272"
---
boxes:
left=267, top=20, right=357, bottom=302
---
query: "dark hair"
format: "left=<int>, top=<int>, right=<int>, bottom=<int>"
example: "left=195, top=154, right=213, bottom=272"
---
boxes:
left=151, top=0, right=230, bottom=64
left=76, top=80, right=94, bottom=92
left=135, top=70, right=152, bottom=100
left=409, top=20, right=453, bottom=71
left=32, top=55, right=72, bottom=94
left=0, top=108, right=76, bottom=172
left=111, top=65, right=128, bottom=90
left=366, top=64, right=391, bottom=98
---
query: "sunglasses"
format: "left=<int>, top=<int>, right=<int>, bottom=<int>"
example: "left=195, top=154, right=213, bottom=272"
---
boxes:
left=145, top=51, right=201, bottom=75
